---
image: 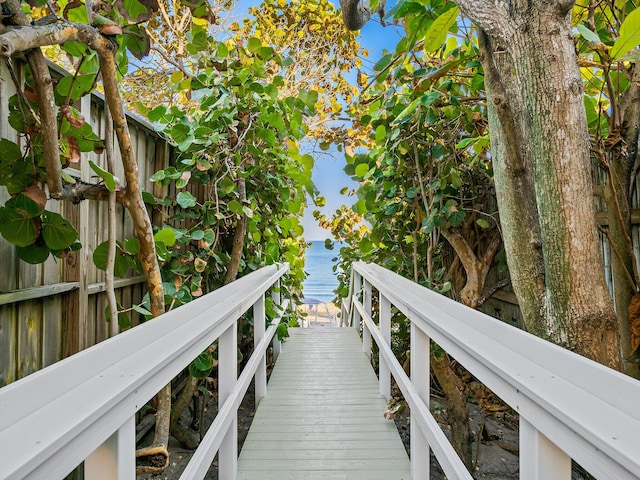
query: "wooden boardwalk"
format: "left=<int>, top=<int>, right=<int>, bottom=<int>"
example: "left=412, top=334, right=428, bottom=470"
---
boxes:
left=238, top=327, right=410, bottom=480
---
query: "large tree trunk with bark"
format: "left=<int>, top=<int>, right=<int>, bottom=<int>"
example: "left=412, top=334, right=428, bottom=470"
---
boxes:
left=459, top=0, right=621, bottom=369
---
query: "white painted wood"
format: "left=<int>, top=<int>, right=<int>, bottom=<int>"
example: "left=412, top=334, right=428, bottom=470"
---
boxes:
left=272, top=281, right=282, bottom=360
left=362, top=280, right=372, bottom=360
left=352, top=272, right=362, bottom=331
left=378, top=293, right=391, bottom=400
left=84, top=416, right=135, bottom=480
left=352, top=261, right=640, bottom=480
left=238, top=329, right=410, bottom=480
left=179, top=300, right=288, bottom=480
left=520, top=417, right=571, bottom=480
left=0, top=264, right=289, bottom=480
left=253, top=294, right=266, bottom=407
left=354, top=299, right=473, bottom=480
left=411, top=322, right=430, bottom=480
left=218, top=322, right=238, bottom=480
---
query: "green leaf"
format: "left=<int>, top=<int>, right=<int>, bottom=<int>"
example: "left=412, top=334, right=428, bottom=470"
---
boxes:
left=190, top=229, right=205, bottom=240
left=248, top=37, right=262, bottom=53
left=576, top=24, right=601, bottom=44
left=392, top=98, right=420, bottom=125
left=61, top=41, right=89, bottom=57
left=359, top=238, right=373, bottom=254
left=190, top=350, right=214, bottom=377
left=611, top=7, right=640, bottom=60
left=298, top=89, right=318, bottom=109
left=17, top=242, right=50, bottom=264
left=375, top=125, right=386, bottom=143
left=0, top=138, right=22, bottom=164
left=276, top=323, right=289, bottom=341
left=154, top=227, right=177, bottom=247
left=456, top=137, right=476, bottom=149
left=41, top=211, right=78, bottom=250
left=125, top=237, right=140, bottom=254
left=118, top=311, right=131, bottom=329
left=0, top=206, right=38, bottom=247
left=92, top=242, right=130, bottom=276
left=355, top=163, right=369, bottom=178
left=373, top=53, right=392, bottom=72
left=228, top=199, right=243, bottom=215
left=132, top=304, right=153, bottom=316
left=420, top=91, right=440, bottom=106
left=476, top=218, right=490, bottom=229
left=123, top=25, right=151, bottom=60
left=423, top=7, right=459, bottom=53
left=6, top=193, right=43, bottom=218
left=56, top=75, right=96, bottom=101
left=120, top=0, right=154, bottom=23
left=176, top=191, right=197, bottom=208
left=89, top=160, right=118, bottom=192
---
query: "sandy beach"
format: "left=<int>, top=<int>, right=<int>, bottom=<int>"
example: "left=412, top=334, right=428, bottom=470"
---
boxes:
left=297, top=301, right=342, bottom=327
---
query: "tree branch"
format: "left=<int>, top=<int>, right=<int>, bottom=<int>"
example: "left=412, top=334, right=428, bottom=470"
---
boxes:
left=339, top=0, right=384, bottom=31
left=3, top=1, right=62, bottom=198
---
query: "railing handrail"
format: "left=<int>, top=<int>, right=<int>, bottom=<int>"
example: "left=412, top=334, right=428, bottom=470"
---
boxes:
left=350, top=261, right=640, bottom=480
left=0, top=263, right=289, bottom=480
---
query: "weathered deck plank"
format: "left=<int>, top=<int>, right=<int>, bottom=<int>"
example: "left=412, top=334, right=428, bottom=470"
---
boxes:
left=238, top=328, right=410, bottom=480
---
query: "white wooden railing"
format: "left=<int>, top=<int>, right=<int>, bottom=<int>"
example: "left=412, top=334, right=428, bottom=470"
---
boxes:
left=0, top=263, right=289, bottom=480
left=345, top=262, right=640, bottom=480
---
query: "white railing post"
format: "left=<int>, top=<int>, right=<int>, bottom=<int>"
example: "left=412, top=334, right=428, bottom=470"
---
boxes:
left=411, top=322, right=430, bottom=479
left=218, top=321, right=238, bottom=480
left=254, top=294, right=266, bottom=408
left=379, top=293, right=391, bottom=400
left=353, top=271, right=362, bottom=330
left=520, top=417, right=571, bottom=480
left=362, top=280, right=372, bottom=359
left=271, top=280, right=281, bottom=360
left=84, top=416, right=135, bottom=480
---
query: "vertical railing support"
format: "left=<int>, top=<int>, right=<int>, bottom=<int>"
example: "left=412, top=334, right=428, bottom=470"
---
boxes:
left=84, top=416, right=135, bottom=480
left=254, top=293, right=266, bottom=408
left=411, top=322, right=430, bottom=479
left=362, top=280, right=372, bottom=359
left=272, top=279, right=281, bottom=360
left=379, top=293, right=391, bottom=400
left=353, top=271, right=362, bottom=331
left=218, top=321, right=238, bottom=480
left=520, top=418, right=571, bottom=480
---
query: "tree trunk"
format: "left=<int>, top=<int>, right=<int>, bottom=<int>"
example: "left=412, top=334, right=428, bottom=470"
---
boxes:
left=431, top=352, right=473, bottom=470
left=459, top=0, right=621, bottom=369
left=607, top=60, right=640, bottom=377
left=224, top=176, right=247, bottom=285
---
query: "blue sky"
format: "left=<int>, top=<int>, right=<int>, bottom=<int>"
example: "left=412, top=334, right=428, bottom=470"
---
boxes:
left=232, top=0, right=401, bottom=240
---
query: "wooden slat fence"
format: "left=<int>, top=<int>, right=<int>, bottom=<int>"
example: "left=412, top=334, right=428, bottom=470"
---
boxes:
left=0, top=61, right=172, bottom=386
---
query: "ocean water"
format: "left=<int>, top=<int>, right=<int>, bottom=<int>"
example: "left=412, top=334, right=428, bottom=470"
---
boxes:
left=302, top=241, right=339, bottom=302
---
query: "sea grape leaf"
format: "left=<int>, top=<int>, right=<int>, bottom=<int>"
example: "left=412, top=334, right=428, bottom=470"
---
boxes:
left=0, top=207, right=39, bottom=247
left=17, top=241, right=50, bottom=264
left=41, top=211, right=78, bottom=250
